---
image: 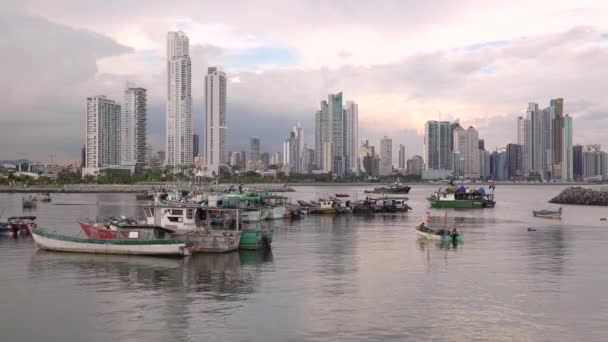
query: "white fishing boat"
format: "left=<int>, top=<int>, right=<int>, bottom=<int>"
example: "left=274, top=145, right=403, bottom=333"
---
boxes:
left=142, top=203, right=242, bottom=253
left=30, top=228, right=190, bottom=256
left=261, top=196, right=288, bottom=220
left=310, top=199, right=337, bottom=214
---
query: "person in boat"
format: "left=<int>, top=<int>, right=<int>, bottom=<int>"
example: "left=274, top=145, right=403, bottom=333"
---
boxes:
left=450, top=228, right=459, bottom=237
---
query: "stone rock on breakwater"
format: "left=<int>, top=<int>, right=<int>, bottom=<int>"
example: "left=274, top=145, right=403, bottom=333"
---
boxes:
left=549, top=187, right=608, bottom=206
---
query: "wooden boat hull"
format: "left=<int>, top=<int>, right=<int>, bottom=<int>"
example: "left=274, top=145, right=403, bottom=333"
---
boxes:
left=241, top=209, right=262, bottom=223
left=239, top=229, right=273, bottom=250
left=31, top=228, right=189, bottom=256
left=262, top=206, right=286, bottom=220
left=533, top=212, right=561, bottom=219
left=310, top=207, right=337, bottom=214
left=429, top=199, right=494, bottom=208
left=173, top=230, right=241, bottom=253
left=416, top=229, right=463, bottom=243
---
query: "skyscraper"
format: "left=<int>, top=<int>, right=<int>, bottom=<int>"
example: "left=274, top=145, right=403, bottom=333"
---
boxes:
left=551, top=98, right=564, bottom=179
left=84, top=96, right=121, bottom=174
left=204, top=67, right=227, bottom=175
left=166, top=31, right=192, bottom=167
left=562, top=114, right=573, bottom=181
left=406, top=155, right=423, bottom=177
left=121, top=87, right=147, bottom=168
left=423, top=120, right=452, bottom=179
left=250, top=137, right=261, bottom=162
left=323, top=142, right=333, bottom=174
left=464, top=126, right=480, bottom=178
left=398, top=144, right=406, bottom=170
left=192, top=134, right=199, bottom=159
left=517, top=116, right=525, bottom=146
left=379, top=136, right=393, bottom=176
left=573, top=145, right=583, bottom=180
left=292, top=123, right=304, bottom=173
left=452, top=125, right=465, bottom=176
left=315, top=93, right=347, bottom=175
left=344, top=101, right=359, bottom=175
left=506, top=143, right=523, bottom=179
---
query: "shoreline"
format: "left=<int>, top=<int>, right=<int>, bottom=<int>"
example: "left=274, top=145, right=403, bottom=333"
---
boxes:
left=0, top=182, right=600, bottom=193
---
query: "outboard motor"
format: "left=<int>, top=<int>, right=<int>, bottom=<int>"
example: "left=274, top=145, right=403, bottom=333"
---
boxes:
left=261, top=232, right=271, bottom=249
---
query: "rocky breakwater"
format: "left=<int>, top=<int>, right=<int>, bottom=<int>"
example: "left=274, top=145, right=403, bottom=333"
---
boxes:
left=549, top=187, right=608, bottom=206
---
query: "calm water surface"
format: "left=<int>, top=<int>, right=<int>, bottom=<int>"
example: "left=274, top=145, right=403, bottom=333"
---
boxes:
left=1, top=185, right=608, bottom=341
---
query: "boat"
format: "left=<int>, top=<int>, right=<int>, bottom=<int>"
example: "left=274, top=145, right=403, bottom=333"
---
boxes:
left=533, top=207, right=562, bottom=219
left=415, top=223, right=463, bottom=243
left=310, top=199, right=337, bottom=214
left=261, top=195, right=288, bottom=220
left=240, top=223, right=273, bottom=250
left=78, top=218, right=175, bottom=240
left=135, top=192, right=154, bottom=201
left=371, top=197, right=412, bottom=212
left=364, top=179, right=411, bottom=194
left=428, top=186, right=495, bottom=208
left=142, top=203, right=242, bottom=253
left=22, top=195, right=37, bottom=208
left=335, top=193, right=350, bottom=198
left=39, top=193, right=52, bottom=202
left=0, top=216, right=37, bottom=236
left=30, top=227, right=190, bottom=256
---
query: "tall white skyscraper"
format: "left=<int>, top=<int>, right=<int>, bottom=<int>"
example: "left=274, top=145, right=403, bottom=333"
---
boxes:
left=292, top=123, right=304, bottom=173
left=562, top=114, right=573, bottom=181
left=166, top=31, right=192, bottom=167
left=204, top=66, right=227, bottom=175
left=344, top=101, right=359, bottom=175
left=84, top=96, right=121, bottom=174
left=517, top=116, right=525, bottom=146
left=379, top=136, right=393, bottom=176
left=121, top=86, right=147, bottom=168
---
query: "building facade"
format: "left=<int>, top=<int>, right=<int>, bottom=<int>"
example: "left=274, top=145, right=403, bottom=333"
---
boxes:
left=84, top=96, right=121, bottom=175
left=250, top=136, right=261, bottom=163
left=166, top=31, right=192, bottom=167
left=344, top=101, right=359, bottom=175
left=204, top=67, right=227, bottom=175
left=379, top=136, right=393, bottom=176
left=121, top=87, right=147, bottom=168
left=423, top=121, right=452, bottom=179
left=398, top=144, right=406, bottom=170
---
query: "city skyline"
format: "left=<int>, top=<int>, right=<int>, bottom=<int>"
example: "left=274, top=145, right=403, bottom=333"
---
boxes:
left=4, top=2, right=608, bottom=162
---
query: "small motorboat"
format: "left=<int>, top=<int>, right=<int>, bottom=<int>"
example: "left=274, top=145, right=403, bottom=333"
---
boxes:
left=335, top=193, right=350, bottom=198
left=0, top=216, right=37, bottom=237
left=22, top=196, right=37, bottom=208
left=39, top=193, right=52, bottom=202
left=532, top=207, right=562, bottom=219
left=415, top=223, right=463, bottom=243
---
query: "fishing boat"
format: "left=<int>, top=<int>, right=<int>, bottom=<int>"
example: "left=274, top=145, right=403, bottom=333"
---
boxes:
left=39, top=193, right=52, bottom=202
left=261, top=195, right=288, bottom=220
left=142, top=203, right=242, bottom=253
left=428, top=186, right=495, bottom=208
left=335, top=193, right=350, bottom=198
left=415, top=223, right=463, bottom=243
left=135, top=191, right=154, bottom=201
left=22, top=195, right=37, bottom=208
left=371, top=197, right=412, bottom=212
left=0, top=216, right=37, bottom=236
left=30, top=227, right=190, bottom=256
left=240, top=223, right=273, bottom=250
left=533, top=207, right=562, bottom=219
left=310, top=199, right=337, bottom=214
left=78, top=218, right=175, bottom=240
left=364, top=179, right=411, bottom=194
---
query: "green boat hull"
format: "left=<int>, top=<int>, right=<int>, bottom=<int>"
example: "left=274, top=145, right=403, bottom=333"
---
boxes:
left=429, top=199, right=493, bottom=208
left=239, top=229, right=274, bottom=250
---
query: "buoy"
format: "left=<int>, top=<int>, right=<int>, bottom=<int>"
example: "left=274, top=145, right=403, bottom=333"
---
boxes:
left=527, top=228, right=536, bottom=232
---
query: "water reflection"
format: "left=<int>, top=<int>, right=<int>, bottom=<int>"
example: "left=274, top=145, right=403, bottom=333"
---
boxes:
left=524, top=225, right=571, bottom=277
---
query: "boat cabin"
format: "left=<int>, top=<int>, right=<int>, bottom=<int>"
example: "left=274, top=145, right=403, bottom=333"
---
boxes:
left=143, top=204, right=241, bottom=232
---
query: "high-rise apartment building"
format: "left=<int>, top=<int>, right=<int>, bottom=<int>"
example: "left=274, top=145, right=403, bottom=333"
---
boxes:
left=204, top=67, right=227, bottom=175
left=292, top=124, right=304, bottom=173
left=250, top=136, right=261, bottom=163
left=379, top=136, right=393, bottom=176
left=423, top=121, right=452, bottom=179
left=573, top=145, right=583, bottom=180
left=562, top=114, right=573, bottom=181
left=398, top=144, right=406, bottom=170
left=464, top=126, right=480, bottom=178
left=84, top=96, right=121, bottom=175
left=121, top=87, right=147, bottom=168
left=193, top=134, right=199, bottom=159
left=406, top=155, right=423, bottom=177
left=166, top=31, right=192, bottom=167
left=344, top=101, right=359, bottom=175
left=315, top=93, right=348, bottom=176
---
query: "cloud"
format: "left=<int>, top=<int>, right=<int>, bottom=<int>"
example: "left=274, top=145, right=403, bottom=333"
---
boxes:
left=3, top=1, right=608, bottom=163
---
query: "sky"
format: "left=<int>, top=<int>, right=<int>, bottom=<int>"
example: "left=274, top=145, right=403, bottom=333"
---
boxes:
left=2, top=0, right=608, bottom=163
